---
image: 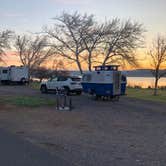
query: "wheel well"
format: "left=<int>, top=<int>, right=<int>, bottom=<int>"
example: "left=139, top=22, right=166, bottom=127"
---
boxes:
left=63, top=86, right=70, bottom=90
left=41, top=84, right=47, bottom=89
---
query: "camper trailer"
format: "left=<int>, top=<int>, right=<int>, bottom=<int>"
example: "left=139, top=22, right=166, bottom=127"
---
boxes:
left=0, top=66, right=29, bottom=84
left=81, top=65, right=127, bottom=99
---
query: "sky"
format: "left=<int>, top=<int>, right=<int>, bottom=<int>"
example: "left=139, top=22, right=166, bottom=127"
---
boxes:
left=1, top=0, right=166, bottom=68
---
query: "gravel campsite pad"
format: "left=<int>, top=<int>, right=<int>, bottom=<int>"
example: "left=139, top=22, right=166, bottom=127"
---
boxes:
left=1, top=85, right=166, bottom=166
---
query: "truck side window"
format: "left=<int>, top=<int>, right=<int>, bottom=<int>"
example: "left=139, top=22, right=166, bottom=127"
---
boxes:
left=51, top=77, right=58, bottom=82
left=57, top=77, right=67, bottom=81
left=2, top=70, right=8, bottom=74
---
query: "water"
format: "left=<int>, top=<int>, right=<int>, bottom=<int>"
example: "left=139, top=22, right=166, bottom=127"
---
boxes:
left=127, top=77, right=166, bottom=88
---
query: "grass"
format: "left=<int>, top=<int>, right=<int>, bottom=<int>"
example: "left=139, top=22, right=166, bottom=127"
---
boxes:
left=127, top=88, right=166, bottom=103
left=2, top=96, right=56, bottom=107
left=29, top=82, right=166, bottom=103
left=29, top=82, right=41, bottom=90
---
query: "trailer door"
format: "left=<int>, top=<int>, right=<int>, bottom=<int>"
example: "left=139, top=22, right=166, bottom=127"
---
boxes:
left=1, top=69, right=9, bottom=81
left=113, top=71, right=121, bottom=95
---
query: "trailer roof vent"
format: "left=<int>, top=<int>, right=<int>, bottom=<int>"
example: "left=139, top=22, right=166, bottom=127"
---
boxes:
left=94, top=65, right=120, bottom=71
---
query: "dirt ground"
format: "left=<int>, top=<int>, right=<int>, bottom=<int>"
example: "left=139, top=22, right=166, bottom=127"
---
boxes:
left=1, top=85, right=166, bottom=166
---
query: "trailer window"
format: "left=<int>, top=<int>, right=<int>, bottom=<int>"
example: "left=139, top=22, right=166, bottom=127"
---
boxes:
left=2, top=70, right=8, bottom=74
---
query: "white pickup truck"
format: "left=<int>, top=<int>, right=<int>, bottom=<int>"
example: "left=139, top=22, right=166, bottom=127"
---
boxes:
left=40, top=76, right=82, bottom=95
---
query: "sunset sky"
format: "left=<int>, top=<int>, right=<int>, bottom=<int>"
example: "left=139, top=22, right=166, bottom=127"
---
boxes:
left=1, top=0, right=166, bottom=69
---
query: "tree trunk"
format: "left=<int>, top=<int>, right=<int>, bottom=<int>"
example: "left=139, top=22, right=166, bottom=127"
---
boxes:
left=28, top=65, right=34, bottom=84
left=102, top=54, right=109, bottom=66
left=88, top=52, right=92, bottom=71
left=40, top=78, right=43, bottom=83
left=154, top=77, right=159, bottom=96
left=76, top=58, right=83, bottom=75
left=102, top=59, right=107, bottom=66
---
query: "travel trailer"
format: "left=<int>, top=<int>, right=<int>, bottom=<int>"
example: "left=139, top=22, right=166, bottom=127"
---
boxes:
left=81, top=65, right=127, bottom=99
left=0, top=66, right=29, bottom=84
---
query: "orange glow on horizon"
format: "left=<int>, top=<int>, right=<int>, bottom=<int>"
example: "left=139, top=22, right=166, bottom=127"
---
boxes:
left=2, top=51, right=165, bottom=70
left=1, top=51, right=21, bottom=66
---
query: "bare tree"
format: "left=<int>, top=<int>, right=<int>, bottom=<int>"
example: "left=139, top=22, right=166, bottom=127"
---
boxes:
left=31, top=67, right=51, bottom=82
left=148, top=35, right=166, bottom=95
left=44, top=12, right=96, bottom=74
left=0, top=30, right=13, bottom=63
left=15, top=35, right=55, bottom=77
left=52, top=59, right=66, bottom=71
left=80, top=23, right=104, bottom=71
left=31, top=67, right=68, bottom=82
left=100, top=19, right=144, bottom=67
left=45, top=12, right=144, bottom=72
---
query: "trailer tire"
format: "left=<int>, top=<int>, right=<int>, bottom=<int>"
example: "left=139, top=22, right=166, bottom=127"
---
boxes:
left=112, top=95, right=120, bottom=102
left=95, top=95, right=101, bottom=100
left=115, top=95, right=120, bottom=101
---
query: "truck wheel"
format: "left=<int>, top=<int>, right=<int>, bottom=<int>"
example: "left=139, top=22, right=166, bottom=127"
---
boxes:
left=76, top=91, right=82, bottom=95
left=40, top=85, right=47, bottom=94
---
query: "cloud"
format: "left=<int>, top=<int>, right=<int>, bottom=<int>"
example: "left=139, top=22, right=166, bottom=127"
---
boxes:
left=0, top=12, right=23, bottom=18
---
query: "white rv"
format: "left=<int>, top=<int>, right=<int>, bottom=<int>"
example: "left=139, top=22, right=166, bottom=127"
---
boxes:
left=0, top=66, right=29, bottom=84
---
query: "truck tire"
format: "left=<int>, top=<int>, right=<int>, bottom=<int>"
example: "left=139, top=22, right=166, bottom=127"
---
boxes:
left=76, top=91, right=82, bottom=95
left=40, top=85, right=48, bottom=94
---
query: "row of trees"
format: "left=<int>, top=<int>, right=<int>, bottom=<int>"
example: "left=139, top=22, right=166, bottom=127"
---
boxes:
left=0, top=11, right=166, bottom=95
left=0, top=30, right=13, bottom=63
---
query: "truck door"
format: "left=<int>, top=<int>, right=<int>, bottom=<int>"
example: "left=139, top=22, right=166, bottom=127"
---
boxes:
left=47, top=77, right=58, bottom=90
left=57, top=76, right=68, bottom=88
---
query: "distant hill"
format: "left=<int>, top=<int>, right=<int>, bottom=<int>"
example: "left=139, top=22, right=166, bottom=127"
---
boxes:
left=70, top=69, right=166, bottom=77
left=125, top=69, right=166, bottom=77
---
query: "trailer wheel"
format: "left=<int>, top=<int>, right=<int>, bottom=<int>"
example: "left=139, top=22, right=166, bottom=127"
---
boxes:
left=95, top=95, right=101, bottom=100
left=112, top=95, right=120, bottom=102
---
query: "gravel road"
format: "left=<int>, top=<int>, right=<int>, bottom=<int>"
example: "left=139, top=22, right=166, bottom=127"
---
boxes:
left=0, top=85, right=166, bottom=166
left=0, top=128, right=72, bottom=166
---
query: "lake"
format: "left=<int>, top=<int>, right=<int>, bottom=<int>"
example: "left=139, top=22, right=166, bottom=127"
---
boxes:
left=127, top=77, right=166, bottom=88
